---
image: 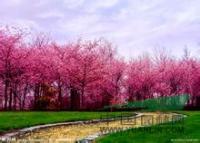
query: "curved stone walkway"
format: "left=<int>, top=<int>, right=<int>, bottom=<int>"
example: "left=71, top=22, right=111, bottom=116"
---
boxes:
left=1, top=112, right=184, bottom=143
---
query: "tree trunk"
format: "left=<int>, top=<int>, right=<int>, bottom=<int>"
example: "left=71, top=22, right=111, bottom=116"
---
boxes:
left=8, top=86, right=13, bottom=110
left=70, top=88, right=80, bottom=110
left=80, top=87, right=85, bottom=110
left=34, top=84, right=39, bottom=109
left=58, top=84, right=62, bottom=110
left=22, top=85, right=28, bottom=110
left=4, top=80, right=9, bottom=110
left=13, top=89, right=17, bottom=110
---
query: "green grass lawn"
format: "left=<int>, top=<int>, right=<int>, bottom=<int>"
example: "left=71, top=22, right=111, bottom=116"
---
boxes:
left=97, top=111, right=200, bottom=143
left=0, top=111, right=129, bottom=134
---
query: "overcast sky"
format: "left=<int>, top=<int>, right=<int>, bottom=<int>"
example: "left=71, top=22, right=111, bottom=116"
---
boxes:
left=1, top=0, right=200, bottom=59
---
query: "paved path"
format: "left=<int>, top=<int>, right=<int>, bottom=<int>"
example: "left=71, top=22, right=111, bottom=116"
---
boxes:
left=1, top=112, right=183, bottom=143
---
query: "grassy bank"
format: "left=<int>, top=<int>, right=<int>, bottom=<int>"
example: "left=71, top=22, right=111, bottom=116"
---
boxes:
left=97, top=111, right=200, bottom=143
left=0, top=111, right=129, bottom=134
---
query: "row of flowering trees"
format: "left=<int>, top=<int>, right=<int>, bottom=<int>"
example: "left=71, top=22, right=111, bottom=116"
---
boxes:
left=127, top=51, right=200, bottom=108
left=0, top=28, right=199, bottom=110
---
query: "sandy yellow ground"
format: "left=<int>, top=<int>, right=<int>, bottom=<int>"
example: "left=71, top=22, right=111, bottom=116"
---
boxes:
left=16, top=112, right=180, bottom=143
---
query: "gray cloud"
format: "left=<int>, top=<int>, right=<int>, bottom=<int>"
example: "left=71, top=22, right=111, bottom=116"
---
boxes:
left=0, top=0, right=200, bottom=59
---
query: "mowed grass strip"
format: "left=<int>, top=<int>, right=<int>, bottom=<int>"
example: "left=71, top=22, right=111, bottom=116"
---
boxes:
left=0, top=111, right=129, bottom=134
left=97, top=111, right=200, bottom=143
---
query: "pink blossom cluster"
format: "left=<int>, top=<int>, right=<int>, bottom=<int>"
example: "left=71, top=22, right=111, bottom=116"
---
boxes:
left=0, top=27, right=199, bottom=110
